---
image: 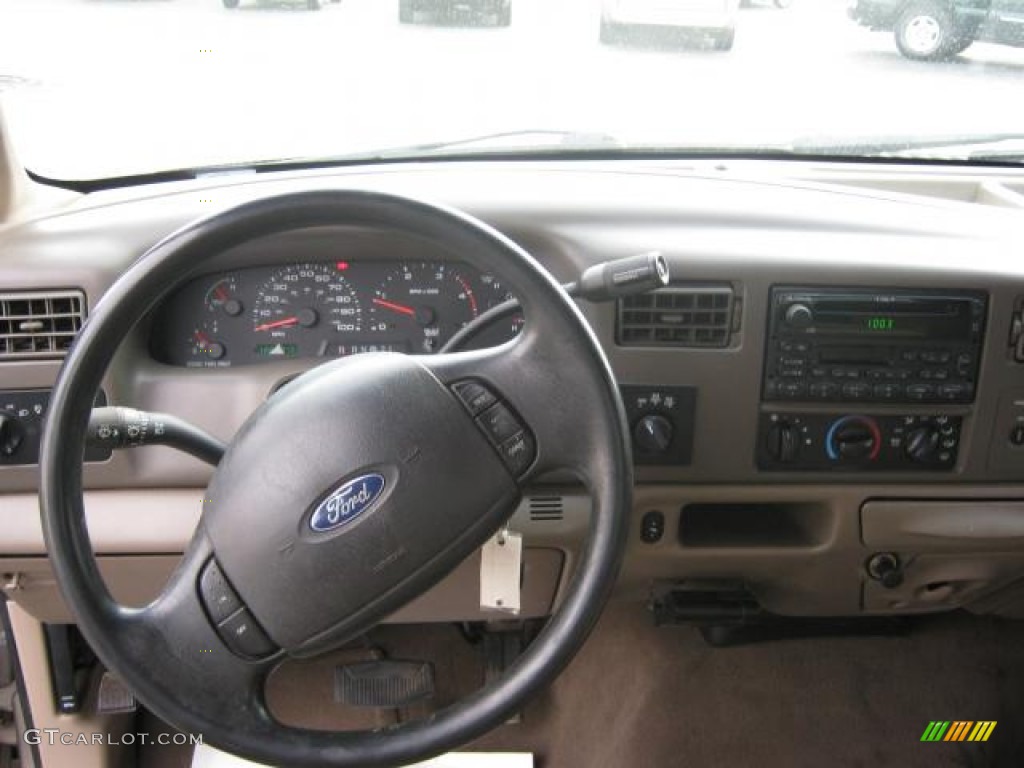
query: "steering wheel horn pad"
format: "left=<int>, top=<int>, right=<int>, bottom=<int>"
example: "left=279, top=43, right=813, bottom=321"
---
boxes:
left=206, top=351, right=520, bottom=654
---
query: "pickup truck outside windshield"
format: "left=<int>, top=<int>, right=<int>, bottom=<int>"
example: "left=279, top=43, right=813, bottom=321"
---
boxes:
left=1, top=0, right=1023, bottom=181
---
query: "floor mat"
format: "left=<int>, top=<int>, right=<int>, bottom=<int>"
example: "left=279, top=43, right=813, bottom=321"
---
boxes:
left=147, top=601, right=1024, bottom=768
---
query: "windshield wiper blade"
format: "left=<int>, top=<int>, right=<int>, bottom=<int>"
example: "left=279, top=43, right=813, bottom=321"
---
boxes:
left=791, top=132, right=1024, bottom=161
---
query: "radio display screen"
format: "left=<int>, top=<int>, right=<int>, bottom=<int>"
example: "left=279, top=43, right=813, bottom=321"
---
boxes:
left=790, top=298, right=977, bottom=341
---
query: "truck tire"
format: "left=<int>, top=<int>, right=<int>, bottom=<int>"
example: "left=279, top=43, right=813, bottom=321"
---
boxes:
left=894, top=0, right=956, bottom=61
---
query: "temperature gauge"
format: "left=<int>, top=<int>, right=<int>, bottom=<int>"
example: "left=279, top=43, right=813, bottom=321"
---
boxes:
left=204, top=276, right=243, bottom=317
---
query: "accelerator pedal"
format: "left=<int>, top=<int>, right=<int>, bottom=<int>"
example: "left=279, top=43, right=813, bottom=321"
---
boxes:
left=334, top=660, right=435, bottom=708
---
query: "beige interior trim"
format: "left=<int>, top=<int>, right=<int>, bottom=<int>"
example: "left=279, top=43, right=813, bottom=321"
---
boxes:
left=6, top=602, right=135, bottom=768
left=1, top=491, right=203, bottom=555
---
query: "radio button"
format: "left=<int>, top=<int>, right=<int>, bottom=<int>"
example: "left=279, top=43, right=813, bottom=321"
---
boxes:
left=920, top=350, right=952, bottom=364
left=873, top=384, right=901, bottom=400
left=842, top=382, right=872, bottom=400
left=778, top=382, right=806, bottom=399
left=906, top=383, right=935, bottom=401
left=809, top=382, right=839, bottom=399
left=936, top=383, right=967, bottom=401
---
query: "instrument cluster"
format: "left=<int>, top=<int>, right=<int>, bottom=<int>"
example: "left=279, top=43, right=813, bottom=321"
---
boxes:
left=149, top=260, right=522, bottom=367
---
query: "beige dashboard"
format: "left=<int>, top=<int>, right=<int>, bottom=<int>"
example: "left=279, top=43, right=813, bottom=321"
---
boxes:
left=3, top=158, right=1024, bottom=624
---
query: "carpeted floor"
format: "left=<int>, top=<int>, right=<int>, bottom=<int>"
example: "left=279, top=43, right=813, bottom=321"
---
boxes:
left=144, top=600, right=1024, bottom=767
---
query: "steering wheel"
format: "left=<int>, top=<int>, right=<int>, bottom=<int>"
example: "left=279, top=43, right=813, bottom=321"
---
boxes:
left=39, top=190, right=632, bottom=767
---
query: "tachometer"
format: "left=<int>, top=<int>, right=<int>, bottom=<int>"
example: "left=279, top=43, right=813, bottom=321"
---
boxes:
left=369, top=262, right=478, bottom=354
left=251, top=263, right=362, bottom=359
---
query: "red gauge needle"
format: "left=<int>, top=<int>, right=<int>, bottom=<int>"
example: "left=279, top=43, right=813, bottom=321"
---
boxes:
left=254, top=316, right=299, bottom=332
left=372, top=297, right=416, bottom=317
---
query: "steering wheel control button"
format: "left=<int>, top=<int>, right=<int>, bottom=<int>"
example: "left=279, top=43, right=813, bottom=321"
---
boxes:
left=640, top=510, right=665, bottom=543
left=497, top=430, right=536, bottom=477
left=199, top=559, right=243, bottom=624
left=216, top=609, right=277, bottom=660
left=451, top=379, right=498, bottom=416
left=477, top=402, right=523, bottom=445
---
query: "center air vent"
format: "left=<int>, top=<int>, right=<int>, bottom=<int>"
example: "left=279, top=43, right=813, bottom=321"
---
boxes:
left=528, top=496, right=564, bottom=522
left=617, top=285, right=737, bottom=347
left=0, top=291, right=85, bottom=360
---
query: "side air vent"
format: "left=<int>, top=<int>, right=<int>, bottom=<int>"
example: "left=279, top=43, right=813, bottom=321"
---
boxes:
left=617, top=285, right=737, bottom=348
left=528, top=496, right=564, bottom=523
left=0, top=291, right=85, bottom=360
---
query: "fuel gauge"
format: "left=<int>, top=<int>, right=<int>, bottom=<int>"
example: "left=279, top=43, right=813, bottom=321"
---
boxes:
left=187, top=324, right=228, bottom=367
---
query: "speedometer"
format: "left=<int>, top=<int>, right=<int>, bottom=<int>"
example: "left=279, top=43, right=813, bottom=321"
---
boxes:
left=251, top=263, right=362, bottom=359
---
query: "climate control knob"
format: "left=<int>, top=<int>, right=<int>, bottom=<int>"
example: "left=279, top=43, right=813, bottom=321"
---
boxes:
left=826, top=415, right=881, bottom=463
left=633, top=414, right=674, bottom=455
left=905, top=425, right=940, bottom=463
left=0, top=411, right=26, bottom=457
left=765, top=420, right=800, bottom=463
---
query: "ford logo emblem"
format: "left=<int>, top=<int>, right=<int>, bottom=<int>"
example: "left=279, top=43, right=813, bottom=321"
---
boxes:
left=309, top=473, right=386, bottom=533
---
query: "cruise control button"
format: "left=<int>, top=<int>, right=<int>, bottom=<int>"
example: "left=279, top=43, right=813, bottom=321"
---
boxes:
left=451, top=380, right=498, bottom=416
left=497, top=430, right=536, bottom=476
left=199, top=560, right=242, bottom=624
left=217, top=609, right=277, bottom=659
left=477, top=403, right=523, bottom=445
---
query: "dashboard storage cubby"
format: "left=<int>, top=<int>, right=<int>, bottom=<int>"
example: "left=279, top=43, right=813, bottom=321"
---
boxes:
left=678, top=502, right=835, bottom=549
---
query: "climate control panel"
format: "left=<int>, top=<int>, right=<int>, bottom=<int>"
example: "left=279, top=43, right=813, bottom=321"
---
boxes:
left=757, top=412, right=962, bottom=471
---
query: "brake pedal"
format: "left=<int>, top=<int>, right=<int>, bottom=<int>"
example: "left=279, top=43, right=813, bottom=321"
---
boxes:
left=334, top=660, right=435, bottom=708
left=96, top=671, right=138, bottom=714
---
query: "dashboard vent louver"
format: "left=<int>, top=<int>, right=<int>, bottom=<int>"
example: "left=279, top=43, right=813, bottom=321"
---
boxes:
left=0, top=291, right=85, bottom=360
left=528, top=496, right=564, bottom=523
left=617, top=285, right=736, bottom=348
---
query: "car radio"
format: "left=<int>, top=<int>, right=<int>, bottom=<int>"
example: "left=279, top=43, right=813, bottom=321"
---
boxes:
left=763, top=286, right=987, bottom=405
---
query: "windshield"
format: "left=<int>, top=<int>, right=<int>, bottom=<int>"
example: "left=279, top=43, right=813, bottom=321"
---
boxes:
left=2, top=0, right=1024, bottom=181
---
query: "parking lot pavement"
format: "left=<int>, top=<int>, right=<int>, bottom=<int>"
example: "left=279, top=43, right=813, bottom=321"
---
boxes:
left=1, top=0, right=1023, bottom=179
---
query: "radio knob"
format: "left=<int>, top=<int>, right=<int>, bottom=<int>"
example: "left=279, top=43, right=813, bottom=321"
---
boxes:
left=826, top=416, right=881, bottom=463
left=784, top=303, right=813, bottom=328
left=905, top=425, right=940, bottom=462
